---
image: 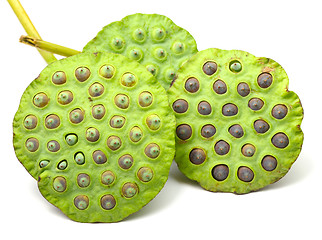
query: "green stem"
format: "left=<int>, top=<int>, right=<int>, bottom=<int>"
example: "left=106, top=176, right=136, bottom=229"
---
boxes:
left=7, top=0, right=57, bottom=64
left=20, top=35, right=81, bottom=57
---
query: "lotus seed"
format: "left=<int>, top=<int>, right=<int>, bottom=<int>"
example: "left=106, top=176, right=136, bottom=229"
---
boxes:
left=89, top=82, right=104, bottom=97
left=198, top=101, right=212, bottom=115
left=272, top=104, right=288, bottom=119
left=129, top=48, right=143, bottom=61
left=69, top=109, right=84, bottom=124
left=107, top=136, right=122, bottom=150
left=203, top=61, right=217, bottom=75
left=33, top=92, right=49, bottom=108
left=75, top=67, right=91, bottom=82
left=248, top=98, right=264, bottom=111
left=145, top=143, right=160, bottom=158
left=271, top=133, right=289, bottom=148
left=86, top=127, right=100, bottom=142
left=257, top=72, right=272, bottom=88
left=114, top=94, right=129, bottom=109
left=146, top=65, right=157, bottom=76
left=101, top=195, right=116, bottom=210
left=25, top=138, right=39, bottom=152
left=74, top=152, right=85, bottom=165
left=24, top=115, right=37, bottom=129
left=185, top=77, right=199, bottom=93
left=122, top=182, right=138, bottom=198
left=189, top=148, right=206, bottom=165
left=176, top=124, right=192, bottom=140
left=215, top=140, right=230, bottom=155
left=53, top=176, right=66, bottom=192
left=254, top=119, right=270, bottom=134
left=129, top=126, right=143, bottom=142
left=261, top=155, right=278, bottom=171
left=99, top=65, right=115, bottom=79
left=118, top=154, right=133, bottom=169
left=172, top=99, right=188, bottom=114
left=74, top=195, right=89, bottom=210
left=229, top=60, right=242, bottom=73
left=238, top=166, right=254, bottom=182
left=228, top=124, right=244, bottom=138
left=92, top=104, right=106, bottom=120
left=154, top=48, right=167, bottom=60
left=165, top=68, right=176, bottom=81
left=201, top=124, right=216, bottom=138
left=138, top=91, right=153, bottom=107
left=92, top=150, right=107, bottom=164
left=47, top=140, right=60, bottom=152
left=213, top=80, right=227, bottom=94
left=52, top=71, right=66, bottom=85
left=152, top=27, right=166, bottom=41
left=111, top=38, right=125, bottom=50
left=222, top=103, right=238, bottom=116
left=172, top=42, right=185, bottom=54
left=57, top=90, right=73, bottom=105
left=241, top=144, right=256, bottom=157
left=57, top=160, right=67, bottom=170
left=45, top=114, right=60, bottom=129
left=146, top=114, right=161, bottom=130
left=101, top=171, right=115, bottom=185
left=137, top=167, right=153, bottom=182
left=237, top=82, right=250, bottom=97
left=212, top=165, right=229, bottom=181
left=121, top=73, right=136, bottom=87
left=39, top=160, right=50, bottom=168
left=110, top=115, right=126, bottom=128
left=77, top=174, right=90, bottom=188
left=65, top=134, right=78, bottom=146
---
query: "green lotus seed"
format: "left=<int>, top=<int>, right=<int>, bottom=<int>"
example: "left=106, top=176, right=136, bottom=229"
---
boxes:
left=154, top=48, right=167, bottom=60
left=57, top=160, right=67, bottom=170
left=33, top=92, right=49, bottom=108
left=74, top=152, right=85, bottom=165
left=129, top=48, right=143, bottom=61
left=99, top=65, right=115, bottom=79
left=129, top=126, right=143, bottom=142
left=229, top=60, right=242, bottom=73
left=100, top=194, right=116, bottom=210
left=137, top=167, right=153, bottom=182
left=45, top=114, right=60, bottom=129
left=185, top=77, right=200, bottom=93
left=203, top=61, right=217, bottom=75
left=107, top=136, right=122, bottom=150
left=146, top=65, right=157, bottom=76
left=89, top=82, right=104, bottom=97
left=74, top=195, right=89, bottom=210
left=101, top=171, right=115, bottom=185
left=146, top=114, right=161, bottom=130
left=241, top=144, right=256, bottom=157
left=238, top=166, right=254, bottom=182
left=212, top=164, right=229, bottom=181
left=52, top=71, right=66, bottom=85
left=165, top=68, right=176, bottom=81
left=53, top=176, right=67, bottom=192
left=65, top=134, right=78, bottom=146
left=25, top=138, right=39, bottom=152
left=75, top=67, right=91, bottom=82
left=69, top=108, right=84, bottom=124
left=257, top=72, right=272, bottom=88
left=189, top=148, right=206, bottom=165
left=138, top=91, right=153, bottom=107
left=121, top=73, right=136, bottom=87
left=152, top=27, right=166, bottom=41
left=92, top=104, right=106, bottom=120
left=47, top=140, right=60, bottom=152
left=114, top=94, right=129, bottom=109
left=57, top=90, right=73, bottom=105
left=118, top=154, right=133, bottom=170
left=77, top=173, right=90, bottom=188
left=92, top=150, right=107, bottom=164
left=133, top=28, right=146, bottom=42
left=24, top=115, right=37, bottom=129
left=110, top=115, right=126, bottom=128
left=111, top=37, right=125, bottom=50
left=39, top=160, right=50, bottom=168
left=86, top=127, right=100, bottom=142
left=144, top=143, right=160, bottom=158
left=172, top=42, right=185, bottom=54
left=122, top=182, right=138, bottom=198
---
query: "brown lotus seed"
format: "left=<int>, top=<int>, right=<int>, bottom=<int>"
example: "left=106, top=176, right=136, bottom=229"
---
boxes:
left=57, top=90, right=73, bottom=105
left=176, top=124, right=192, bottom=140
left=110, top=116, right=126, bottom=128
left=228, top=124, right=244, bottom=138
left=189, top=148, right=206, bottom=165
left=222, top=103, right=238, bottom=116
left=198, top=101, right=212, bottom=115
left=238, top=166, right=254, bottom=182
left=53, top=176, right=67, bottom=192
left=101, top=195, right=116, bottom=210
left=52, top=71, right=66, bottom=85
left=101, top=171, right=115, bottom=185
left=271, top=133, right=289, bottom=148
left=69, top=109, right=84, bottom=124
left=262, top=155, right=278, bottom=171
left=144, top=143, right=160, bottom=158
left=24, top=115, right=38, bottom=129
left=118, top=154, right=133, bottom=169
left=89, top=82, right=104, bottom=97
left=139, top=91, right=153, bottom=107
left=75, top=67, right=91, bottom=82
left=248, top=98, right=264, bottom=111
left=122, top=182, right=138, bottom=198
left=257, top=72, right=272, bottom=88
left=241, top=144, right=256, bottom=157
left=107, top=136, right=122, bottom=150
left=172, top=99, right=188, bottom=113
left=33, top=92, right=49, bottom=108
left=86, top=127, right=100, bottom=142
left=237, top=82, right=250, bottom=97
left=254, top=120, right=270, bottom=134
left=77, top=173, right=90, bottom=188
left=213, top=80, right=227, bottom=94
left=203, top=61, right=217, bottom=75
left=272, top=104, right=288, bottom=119
left=45, top=114, right=60, bottom=129
left=212, top=165, right=229, bottom=181
left=92, top=150, right=107, bottom=164
left=114, top=94, right=129, bottom=109
left=137, top=167, right=153, bottom=182
left=215, top=140, right=230, bottom=155
left=92, top=104, right=106, bottom=120
left=47, top=140, right=60, bottom=152
left=201, top=124, right=216, bottom=138
left=74, top=195, right=89, bottom=210
left=25, top=138, right=39, bottom=152
left=185, top=78, right=200, bottom=93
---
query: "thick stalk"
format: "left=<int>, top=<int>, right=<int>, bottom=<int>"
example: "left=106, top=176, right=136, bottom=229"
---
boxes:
left=7, top=0, right=57, bottom=64
left=20, top=36, right=81, bottom=57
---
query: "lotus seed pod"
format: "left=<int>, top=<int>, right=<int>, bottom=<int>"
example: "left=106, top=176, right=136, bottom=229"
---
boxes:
left=13, top=52, right=175, bottom=222
left=167, top=48, right=303, bottom=194
left=83, top=13, right=198, bottom=89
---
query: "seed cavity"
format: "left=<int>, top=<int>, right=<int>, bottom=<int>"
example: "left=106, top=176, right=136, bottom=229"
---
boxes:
left=39, top=160, right=50, bottom=168
left=33, top=92, right=49, bottom=108
left=92, top=150, right=107, bottom=164
left=110, top=116, right=126, bottom=128
left=176, top=124, right=192, bottom=140
left=52, top=71, right=66, bottom=85
left=138, top=91, right=153, bottom=107
left=107, top=136, right=122, bottom=150
left=146, top=114, right=161, bottom=130
left=74, top=152, right=85, bottom=165
left=118, top=154, right=133, bottom=170
left=133, top=28, right=145, bottom=42
left=99, top=65, right=115, bottom=79
left=203, top=61, right=217, bottom=75
left=69, top=108, right=84, bottom=124
left=238, top=166, right=254, bottom=182
left=222, top=103, right=238, bottom=116
left=229, top=60, right=242, bottom=73
left=121, top=73, right=136, bottom=87
left=92, top=104, right=106, bottom=120
left=137, top=167, right=153, bottom=182
left=53, top=176, right=67, bottom=192
left=257, top=72, right=273, bottom=88
left=57, top=90, right=73, bottom=105
left=237, top=82, right=250, bottom=97
left=262, top=155, right=278, bottom=171
left=101, top=171, right=115, bottom=186
left=75, top=67, right=91, bottom=82
left=65, top=134, right=78, bottom=146
left=45, top=114, right=60, bottom=129
left=47, top=140, right=60, bottom=152
left=154, top=48, right=167, bottom=60
left=129, top=48, right=143, bottom=61
left=77, top=173, right=90, bottom=188
left=111, top=37, right=125, bottom=50
left=172, top=42, right=185, bottom=54
left=213, top=80, right=227, bottom=94
left=172, top=99, right=188, bottom=114
left=86, top=127, right=100, bottom=142
left=189, top=148, right=206, bottom=165
left=201, top=124, right=216, bottom=138
left=212, top=165, right=229, bottom=181
left=254, top=119, right=270, bottom=134
left=89, top=82, right=104, bottom=97
left=152, top=27, right=166, bottom=41
left=57, top=160, right=67, bottom=170
left=185, top=77, right=199, bottom=93
left=271, top=132, right=289, bottom=148
left=101, top=195, right=116, bottom=210
left=198, top=101, right=212, bottom=115
left=241, top=144, right=256, bottom=157
left=145, top=143, right=160, bottom=158
left=248, top=98, right=264, bottom=111
left=25, top=138, right=39, bottom=152
left=272, top=104, right=288, bottom=119
left=129, top=126, right=143, bottom=142
left=114, top=94, right=129, bottom=109
left=74, top=195, right=89, bottom=210
left=228, top=124, right=244, bottom=138
left=122, top=182, right=138, bottom=198
left=24, top=115, right=38, bottom=129
left=215, top=140, right=230, bottom=155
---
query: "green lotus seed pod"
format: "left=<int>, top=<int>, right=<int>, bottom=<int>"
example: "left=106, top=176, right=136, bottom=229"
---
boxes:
left=168, top=48, right=303, bottom=194
left=83, top=13, right=198, bottom=89
left=13, top=52, right=175, bottom=223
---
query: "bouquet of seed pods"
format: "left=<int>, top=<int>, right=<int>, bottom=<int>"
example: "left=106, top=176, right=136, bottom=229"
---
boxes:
left=9, top=0, right=303, bottom=222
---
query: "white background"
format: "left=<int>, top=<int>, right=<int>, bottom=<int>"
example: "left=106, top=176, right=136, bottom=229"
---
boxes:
left=1, top=0, right=321, bottom=239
